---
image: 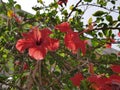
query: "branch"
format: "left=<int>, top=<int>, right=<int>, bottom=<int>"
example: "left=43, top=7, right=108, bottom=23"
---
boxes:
left=79, top=27, right=120, bottom=35
left=78, top=3, right=119, bottom=13
left=67, top=0, right=82, bottom=19
left=94, top=27, right=120, bottom=30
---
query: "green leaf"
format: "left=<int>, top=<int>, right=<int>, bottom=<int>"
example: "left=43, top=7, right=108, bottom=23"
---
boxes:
left=93, top=11, right=106, bottom=16
left=109, top=30, right=112, bottom=37
left=97, top=0, right=107, bottom=6
left=37, top=0, right=43, bottom=4
left=118, top=15, right=120, bottom=21
left=15, top=4, right=21, bottom=10
left=111, top=0, right=115, bottom=4
left=98, top=32, right=103, bottom=37
left=102, top=29, right=110, bottom=37
left=106, top=15, right=113, bottom=22
left=0, top=74, right=8, bottom=80
left=69, top=5, right=74, bottom=10
left=62, top=10, right=68, bottom=16
left=91, top=39, right=99, bottom=47
left=88, top=17, right=92, bottom=24
left=49, top=2, right=58, bottom=9
left=84, top=0, right=92, bottom=2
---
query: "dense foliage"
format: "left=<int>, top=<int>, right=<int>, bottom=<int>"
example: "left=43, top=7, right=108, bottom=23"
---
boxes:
left=0, top=0, right=120, bottom=90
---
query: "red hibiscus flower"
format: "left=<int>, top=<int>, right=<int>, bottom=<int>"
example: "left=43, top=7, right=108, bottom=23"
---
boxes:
left=88, top=74, right=120, bottom=90
left=16, top=27, right=59, bottom=60
left=110, top=38, right=115, bottom=43
left=55, top=22, right=86, bottom=55
left=64, top=32, right=86, bottom=55
left=118, top=32, right=120, bottom=37
left=55, top=22, right=72, bottom=33
left=23, top=62, right=29, bottom=70
left=111, top=65, right=120, bottom=73
left=70, top=73, right=84, bottom=87
left=12, top=13, right=22, bottom=23
left=103, top=75, right=120, bottom=90
left=105, top=43, right=111, bottom=48
left=58, top=0, right=68, bottom=6
left=88, top=75, right=111, bottom=90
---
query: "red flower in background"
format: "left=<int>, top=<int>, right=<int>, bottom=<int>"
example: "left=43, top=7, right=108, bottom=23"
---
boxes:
left=88, top=74, right=120, bottom=90
left=111, top=65, right=120, bottom=73
left=64, top=32, right=86, bottom=55
left=118, top=32, right=120, bottom=37
left=16, top=27, right=59, bottom=60
left=110, top=38, right=115, bottom=43
left=55, top=22, right=72, bottom=33
left=70, top=73, right=84, bottom=87
left=108, top=75, right=120, bottom=90
left=12, top=14, right=22, bottom=23
left=105, top=43, right=111, bottom=48
left=14, top=61, right=21, bottom=66
left=55, top=22, right=86, bottom=55
left=88, top=75, right=112, bottom=90
left=23, top=62, right=28, bottom=70
left=58, top=0, right=68, bottom=6
left=118, top=52, right=120, bottom=56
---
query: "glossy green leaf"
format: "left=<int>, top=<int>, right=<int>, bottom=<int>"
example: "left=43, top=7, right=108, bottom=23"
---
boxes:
left=91, top=39, right=99, bottom=47
left=88, top=17, right=92, bottom=24
left=84, top=0, right=92, bottom=2
left=98, top=32, right=103, bottom=37
left=118, top=15, right=120, bottom=21
left=111, top=0, right=115, bottom=4
left=15, top=4, right=21, bottom=10
left=93, top=11, right=106, bottom=16
left=106, top=15, right=113, bottom=22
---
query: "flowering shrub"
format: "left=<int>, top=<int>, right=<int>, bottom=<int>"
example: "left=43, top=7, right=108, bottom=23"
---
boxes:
left=70, top=65, right=120, bottom=90
left=0, top=0, right=120, bottom=90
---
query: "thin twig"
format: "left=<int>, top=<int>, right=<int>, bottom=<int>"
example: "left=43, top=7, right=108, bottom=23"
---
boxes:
left=38, top=61, right=43, bottom=90
left=78, top=3, right=119, bottom=13
left=79, top=27, right=120, bottom=35
left=67, top=0, right=82, bottom=19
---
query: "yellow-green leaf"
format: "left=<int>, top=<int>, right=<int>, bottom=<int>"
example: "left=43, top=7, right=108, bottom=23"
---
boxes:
left=88, top=17, right=92, bottom=24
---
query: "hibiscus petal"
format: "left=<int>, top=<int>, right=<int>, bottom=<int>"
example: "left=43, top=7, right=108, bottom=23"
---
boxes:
left=64, top=32, right=86, bottom=55
left=22, top=26, right=41, bottom=42
left=32, top=27, right=42, bottom=42
left=40, top=28, right=52, bottom=37
left=77, top=40, right=86, bottom=55
left=111, top=65, right=120, bottom=73
left=55, top=22, right=72, bottom=33
left=22, top=32, right=32, bottom=39
left=70, top=73, right=84, bottom=87
left=64, top=32, right=77, bottom=52
left=109, top=74, right=120, bottom=83
left=16, top=39, right=34, bottom=53
left=58, top=0, right=68, bottom=5
left=118, top=32, right=120, bottom=37
left=28, top=47, right=47, bottom=60
left=47, top=38, right=59, bottom=51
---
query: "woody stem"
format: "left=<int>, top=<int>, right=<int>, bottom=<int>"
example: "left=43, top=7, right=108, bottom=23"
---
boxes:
left=38, top=60, right=43, bottom=90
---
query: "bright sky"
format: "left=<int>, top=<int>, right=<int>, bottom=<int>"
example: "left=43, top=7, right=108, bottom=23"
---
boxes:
left=4, top=0, right=78, bottom=14
left=3, top=0, right=120, bottom=51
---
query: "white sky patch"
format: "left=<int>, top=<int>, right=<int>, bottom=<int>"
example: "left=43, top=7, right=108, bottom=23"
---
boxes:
left=3, top=0, right=78, bottom=14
